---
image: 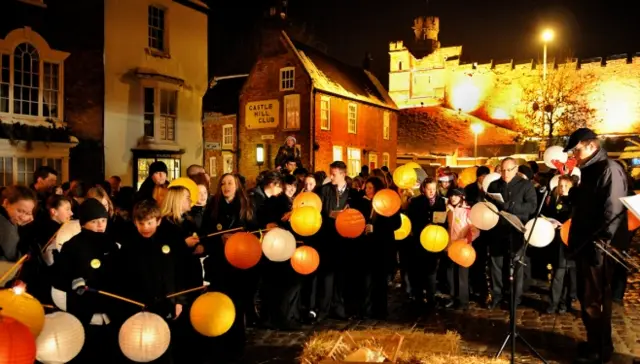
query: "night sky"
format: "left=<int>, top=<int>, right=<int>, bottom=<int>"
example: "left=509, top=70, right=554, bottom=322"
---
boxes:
left=208, top=0, right=640, bottom=85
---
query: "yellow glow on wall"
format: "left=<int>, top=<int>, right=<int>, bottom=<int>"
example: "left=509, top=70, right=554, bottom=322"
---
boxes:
left=594, top=80, right=639, bottom=133
left=449, top=75, right=484, bottom=112
left=490, top=108, right=510, bottom=120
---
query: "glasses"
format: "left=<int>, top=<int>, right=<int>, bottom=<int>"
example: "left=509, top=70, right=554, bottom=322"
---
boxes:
left=501, top=166, right=518, bottom=174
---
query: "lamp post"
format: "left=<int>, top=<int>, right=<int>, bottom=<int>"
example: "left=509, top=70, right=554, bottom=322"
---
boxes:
left=541, top=29, right=554, bottom=82
left=471, top=122, right=484, bottom=159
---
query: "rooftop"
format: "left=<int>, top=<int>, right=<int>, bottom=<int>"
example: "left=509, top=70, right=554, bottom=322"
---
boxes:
left=202, top=74, right=248, bottom=115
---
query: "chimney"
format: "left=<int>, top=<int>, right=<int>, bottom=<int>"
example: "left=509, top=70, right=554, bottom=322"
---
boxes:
left=362, top=52, right=373, bottom=70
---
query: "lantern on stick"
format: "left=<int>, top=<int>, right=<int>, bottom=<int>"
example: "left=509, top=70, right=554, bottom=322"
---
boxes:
left=224, top=232, right=262, bottom=269
left=0, top=314, right=36, bottom=364
left=119, top=312, right=170, bottom=363
left=628, top=211, right=640, bottom=231
left=290, top=206, right=322, bottom=237
left=457, top=167, right=477, bottom=188
left=262, top=228, right=297, bottom=262
left=560, top=219, right=571, bottom=246
left=469, top=201, right=499, bottom=231
left=335, top=209, right=366, bottom=238
left=168, top=177, right=200, bottom=206
left=404, top=162, right=421, bottom=169
left=291, top=246, right=320, bottom=275
left=292, top=192, right=322, bottom=211
left=448, top=240, right=477, bottom=268
left=524, top=218, right=555, bottom=248
left=543, top=146, right=568, bottom=169
left=420, top=225, right=449, bottom=253
left=372, top=189, right=402, bottom=217
left=36, top=312, right=85, bottom=364
left=0, top=283, right=45, bottom=337
left=190, top=292, right=235, bottom=337
left=394, top=213, right=412, bottom=241
left=393, top=165, right=417, bottom=189
left=481, top=172, right=501, bottom=192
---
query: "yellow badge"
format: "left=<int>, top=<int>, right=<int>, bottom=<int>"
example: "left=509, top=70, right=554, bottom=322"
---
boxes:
left=162, top=245, right=171, bottom=254
left=556, top=204, right=563, bottom=210
left=216, top=224, right=223, bottom=231
left=90, top=259, right=101, bottom=269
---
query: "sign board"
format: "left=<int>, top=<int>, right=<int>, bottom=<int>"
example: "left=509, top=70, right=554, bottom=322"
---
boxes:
left=205, top=142, right=221, bottom=150
left=261, top=135, right=275, bottom=140
left=245, top=100, right=279, bottom=129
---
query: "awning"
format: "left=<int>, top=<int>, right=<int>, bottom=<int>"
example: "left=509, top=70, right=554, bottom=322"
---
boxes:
left=134, top=68, right=185, bottom=87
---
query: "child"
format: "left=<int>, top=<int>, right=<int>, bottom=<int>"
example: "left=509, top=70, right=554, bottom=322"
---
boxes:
left=545, top=175, right=576, bottom=314
left=446, top=188, right=479, bottom=310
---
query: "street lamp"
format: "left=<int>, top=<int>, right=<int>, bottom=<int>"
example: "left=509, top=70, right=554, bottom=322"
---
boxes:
left=541, top=29, right=554, bottom=82
left=256, top=144, right=265, bottom=166
left=471, top=122, right=484, bottom=158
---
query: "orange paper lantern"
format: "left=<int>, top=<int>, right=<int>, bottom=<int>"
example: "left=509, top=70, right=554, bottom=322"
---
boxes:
left=0, top=315, right=36, bottom=364
left=335, top=208, right=366, bottom=238
left=291, top=246, right=320, bottom=275
left=290, top=206, right=322, bottom=236
left=292, top=192, right=322, bottom=211
left=372, top=189, right=402, bottom=217
left=190, top=292, right=235, bottom=337
left=0, top=286, right=45, bottom=337
left=224, top=232, right=262, bottom=269
left=561, top=219, right=571, bottom=246
left=448, top=240, right=477, bottom=268
left=628, top=211, right=640, bottom=231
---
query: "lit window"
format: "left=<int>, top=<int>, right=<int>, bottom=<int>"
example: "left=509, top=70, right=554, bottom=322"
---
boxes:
left=332, top=146, right=343, bottom=162
left=369, top=153, right=378, bottom=169
left=382, top=153, right=390, bottom=167
left=284, top=94, right=300, bottom=129
left=1, top=157, right=61, bottom=186
left=209, top=156, right=217, bottom=177
left=148, top=6, right=166, bottom=51
left=222, top=152, right=233, bottom=174
left=383, top=111, right=390, bottom=140
left=347, top=148, right=361, bottom=177
left=143, top=87, right=177, bottom=142
left=320, top=96, right=330, bottom=130
left=280, top=67, right=294, bottom=91
left=348, top=103, right=357, bottom=134
left=222, top=124, right=233, bottom=147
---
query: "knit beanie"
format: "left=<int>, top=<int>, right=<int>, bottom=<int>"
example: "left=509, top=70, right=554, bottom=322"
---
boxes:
left=79, top=199, right=109, bottom=225
left=149, top=161, right=168, bottom=175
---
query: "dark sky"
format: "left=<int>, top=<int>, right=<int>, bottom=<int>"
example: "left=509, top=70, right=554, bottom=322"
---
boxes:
left=208, top=0, right=640, bottom=85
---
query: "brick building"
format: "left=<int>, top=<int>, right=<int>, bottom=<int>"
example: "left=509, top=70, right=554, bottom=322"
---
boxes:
left=236, top=30, right=398, bottom=186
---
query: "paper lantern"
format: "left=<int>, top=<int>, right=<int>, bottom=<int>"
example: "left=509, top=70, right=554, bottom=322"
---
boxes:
left=469, top=201, right=499, bottom=231
left=394, top=213, right=412, bottom=240
left=224, top=232, right=262, bottom=269
left=420, top=225, right=449, bottom=252
left=561, top=219, right=571, bottom=246
left=393, top=165, right=417, bottom=189
left=291, top=246, right=320, bottom=275
left=335, top=208, right=366, bottom=238
left=457, top=167, right=477, bottom=188
left=292, top=192, right=322, bottom=211
left=448, top=240, right=477, bottom=268
left=190, top=292, right=235, bottom=337
left=262, top=228, right=297, bottom=262
left=372, top=189, right=402, bottom=217
left=628, top=211, right=640, bottom=231
left=0, top=286, right=45, bottom=337
left=119, top=312, right=170, bottom=363
left=543, top=146, right=568, bottom=169
left=549, top=175, right=560, bottom=191
left=50, top=287, right=67, bottom=311
left=524, top=218, right=555, bottom=248
left=290, top=206, right=322, bottom=237
left=404, top=161, right=421, bottom=169
left=168, top=177, right=199, bottom=206
left=481, top=172, right=501, bottom=192
left=54, top=219, right=81, bottom=250
left=36, top=312, right=85, bottom=363
left=0, top=315, right=36, bottom=364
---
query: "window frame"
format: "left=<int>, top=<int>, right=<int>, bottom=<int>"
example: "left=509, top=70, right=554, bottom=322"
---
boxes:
left=142, top=86, right=178, bottom=143
left=279, top=67, right=295, bottom=91
left=208, top=156, right=217, bottom=178
left=147, top=5, right=168, bottom=54
left=0, top=156, right=63, bottom=186
left=369, top=153, right=378, bottom=169
left=283, top=93, right=300, bottom=130
left=332, top=145, right=343, bottom=162
left=222, top=152, right=233, bottom=174
left=222, top=124, right=234, bottom=148
left=320, top=95, right=331, bottom=130
left=346, top=147, right=361, bottom=177
left=382, top=152, right=390, bottom=167
left=347, top=103, right=357, bottom=134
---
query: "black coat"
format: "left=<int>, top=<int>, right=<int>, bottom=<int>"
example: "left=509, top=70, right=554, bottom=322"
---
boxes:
left=464, top=181, right=484, bottom=206
left=406, top=195, right=448, bottom=236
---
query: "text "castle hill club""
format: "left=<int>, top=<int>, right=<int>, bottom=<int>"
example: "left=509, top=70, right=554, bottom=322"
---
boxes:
left=249, top=103, right=275, bottom=123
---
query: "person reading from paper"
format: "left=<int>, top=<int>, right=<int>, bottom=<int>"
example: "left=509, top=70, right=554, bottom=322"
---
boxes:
left=485, top=157, right=537, bottom=310
left=563, top=128, right=629, bottom=364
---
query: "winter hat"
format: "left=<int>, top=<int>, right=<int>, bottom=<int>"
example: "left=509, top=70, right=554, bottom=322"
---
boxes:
left=447, top=188, right=465, bottom=199
left=438, top=174, right=454, bottom=182
left=79, top=198, right=109, bottom=225
left=284, top=135, right=297, bottom=145
left=149, top=161, right=168, bottom=175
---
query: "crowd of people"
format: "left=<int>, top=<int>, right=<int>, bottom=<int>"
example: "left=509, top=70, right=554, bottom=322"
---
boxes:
left=0, top=129, right=634, bottom=363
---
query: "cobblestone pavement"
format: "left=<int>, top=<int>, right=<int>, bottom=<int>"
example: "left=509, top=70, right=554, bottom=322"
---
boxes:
left=241, top=250, right=640, bottom=364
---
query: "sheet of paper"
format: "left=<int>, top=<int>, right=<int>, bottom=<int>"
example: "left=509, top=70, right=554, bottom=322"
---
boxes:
left=433, top=211, right=447, bottom=224
left=620, top=195, right=640, bottom=220
left=487, top=193, right=504, bottom=203
left=499, top=211, right=526, bottom=233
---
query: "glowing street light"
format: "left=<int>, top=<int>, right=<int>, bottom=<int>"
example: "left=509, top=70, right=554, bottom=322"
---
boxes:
left=541, top=29, right=554, bottom=82
left=471, top=122, right=484, bottom=158
left=541, top=29, right=554, bottom=42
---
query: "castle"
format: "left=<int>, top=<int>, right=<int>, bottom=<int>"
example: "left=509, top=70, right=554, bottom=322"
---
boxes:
left=388, top=16, right=640, bottom=136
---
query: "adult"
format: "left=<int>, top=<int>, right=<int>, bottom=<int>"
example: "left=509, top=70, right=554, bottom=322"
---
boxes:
left=187, top=164, right=211, bottom=187
left=564, top=128, right=629, bottom=364
left=108, top=175, right=121, bottom=197
left=464, top=165, right=491, bottom=301
left=464, top=165, right=490, bottom=206
left=135, top=161, right=169, bottom=202
left=30, top=166, right=58, bottom=219
left=275, top=136, right=302, bottom=170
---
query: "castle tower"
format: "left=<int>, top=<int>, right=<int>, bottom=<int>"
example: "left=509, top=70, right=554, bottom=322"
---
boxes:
left=411, top=16, right=440, bottom=58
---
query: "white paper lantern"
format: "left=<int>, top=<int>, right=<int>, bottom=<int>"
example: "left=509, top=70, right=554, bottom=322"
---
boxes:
left=51, top=287, right=67, bottom=311
left=549, top=175, right=560, bottom=191
left=469, top=202, right=499, bottom=231
left=55, top=220, right=81, bottom=250
left=543, top=146, right=568, bottom=169
left=119, top=312, right=170, bottom=363
left=524, top=218, right=555, bottom=248
left=262, top=228, right=297, bottom=262
left=481, top=172, right=501, bottom=192
left=36, top=312, right=85, bottom=363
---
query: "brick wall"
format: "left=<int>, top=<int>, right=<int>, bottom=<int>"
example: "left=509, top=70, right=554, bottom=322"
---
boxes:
left=203, top=113, right=237, bottom=192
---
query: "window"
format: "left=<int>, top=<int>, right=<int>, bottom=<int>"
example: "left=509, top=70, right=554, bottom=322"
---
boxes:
left=347, top=148, right=361, bottom=177
left=369, top=153, right=378, bottom=169
left=280, top=67, right=294, bottom=91
left=0, top=157, right=61, bottom=186
left=320, top=96, right=330, bottom=130
left=43, top=62, right=59, bottom=118
left=383, top=111, right=390, bottom=140
left=348, top=103, right=357, bottom=134
left=143, top=87, right=177, bottom=142
left=222, top=152, right=233, bottom=174
left=398, top=61, right=402, bottom=70
left=284, top=94, right=300, bottom=130
left=148, top=6, right=166, bottom=51
left=0, top=157, right=13, bottom=186
left=332, top=146, right=343, bottom=162
left=222, top=125, right=233, bottom=147
left=13, top=43, right=40, bottom=116
left=382, top=153, right=390, bottom=167
left=1, top=54, right=9, bottom=113
left=208, top=156, right=217, bottom=177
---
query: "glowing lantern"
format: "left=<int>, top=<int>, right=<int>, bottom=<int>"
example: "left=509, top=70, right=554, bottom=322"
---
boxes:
left=561, top=219, right=571, bottom=246
left=457, top=167, right=477, bottom=188
left=481, top=172, right=501, bottom=192
left=168, top=177, right=199, bottom=206
left=36, top=312, right=85, bottom=363
left=291, top=246, right=320, bottom=275
left=292, top=192, right=322, bottom=211
left=190, top=292, right=235, bottom=337
left=404, top=162, right=421, bottom=169
left=394, top=213, right=412, bottom=241
left=290, top=206, right=322, bottom=237
left=393, top=165, right=417, bottom=189
left=372, top=189, right=402, bottom=217
left=224, top=232, right=262, bottom=269
left=469, top=201, right=499, bottom=231
left=448, top=240, right=477, bottom=268
left=119, top=312, right=170, bottom=363
left=0, top=315, right=36, bottom=364
left=420, top=225, right=449, bottom=253
left=54, top=219, right=81, bottom=250
left=628, top=211, right=640, bottom=231
left=50, top=287, right=66, bottom=311
left=524, top=218, right=555, bottom=248
left=262, top=228, right=297, bottom=262
left=0, top=285, right=45, bottom=337
left=335, top=209, right=366, bottom=238
left=543, top=146, right=568, bottom=169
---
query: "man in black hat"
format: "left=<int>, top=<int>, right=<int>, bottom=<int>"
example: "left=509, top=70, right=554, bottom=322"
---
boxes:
left=564, top=128, right=629, bottom=364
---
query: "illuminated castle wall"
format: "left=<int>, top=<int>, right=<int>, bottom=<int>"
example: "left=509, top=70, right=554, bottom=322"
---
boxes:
left=389, top=17, right=640, bottom=135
